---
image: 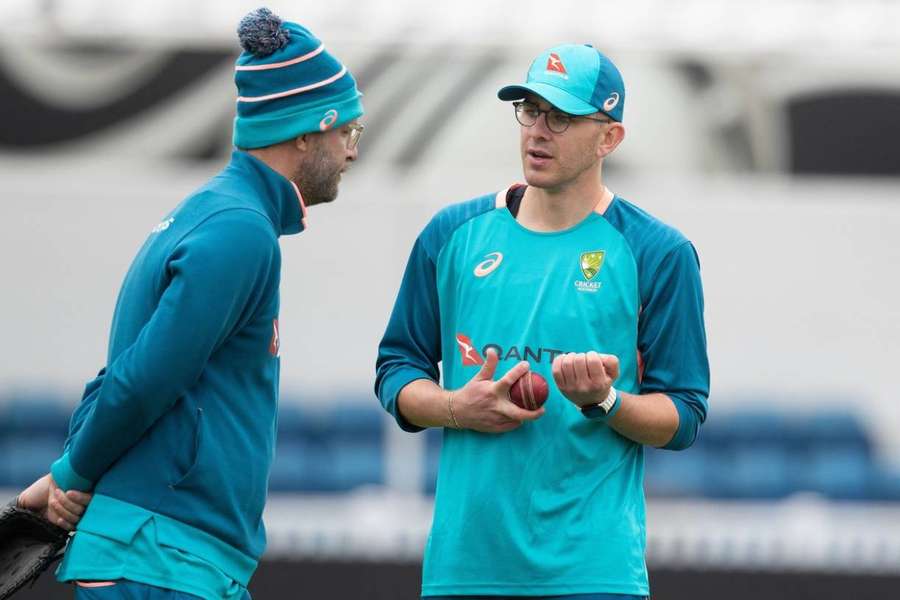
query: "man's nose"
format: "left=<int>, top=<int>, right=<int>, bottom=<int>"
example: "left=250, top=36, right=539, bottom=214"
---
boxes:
left=531, top=113, right=554, bottom=138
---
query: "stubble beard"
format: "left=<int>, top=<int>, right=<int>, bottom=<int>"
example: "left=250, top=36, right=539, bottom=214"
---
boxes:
left=521, top=138, right=600, bottom=194
left=293, top=146, right=343, bottom=206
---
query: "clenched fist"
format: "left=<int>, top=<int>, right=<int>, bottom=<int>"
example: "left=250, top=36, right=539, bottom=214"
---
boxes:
left=551, top=351, right=619, bottom=408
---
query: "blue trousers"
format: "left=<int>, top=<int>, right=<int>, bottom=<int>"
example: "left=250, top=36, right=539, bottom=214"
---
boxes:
left=73, top=580, right=251, bottom=600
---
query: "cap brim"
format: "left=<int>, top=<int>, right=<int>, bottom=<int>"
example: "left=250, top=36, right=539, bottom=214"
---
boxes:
left=497, top=83, right=597, bottom=116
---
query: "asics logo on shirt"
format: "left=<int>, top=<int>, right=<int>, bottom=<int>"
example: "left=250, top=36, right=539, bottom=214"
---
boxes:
left=473, top=252, right=503, bottom=277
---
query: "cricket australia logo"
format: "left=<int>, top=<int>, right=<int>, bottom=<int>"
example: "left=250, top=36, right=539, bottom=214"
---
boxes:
left=576, top=250, right=605, bottom=293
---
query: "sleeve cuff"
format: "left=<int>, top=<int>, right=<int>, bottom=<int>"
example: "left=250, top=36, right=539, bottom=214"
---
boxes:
left=50, top=452, right=94, bottom=492
left=606, top=388, right=623, bottom=419
left=378, top=367, right=436, bottom=433
left=662, top=395, right=701, bottom=451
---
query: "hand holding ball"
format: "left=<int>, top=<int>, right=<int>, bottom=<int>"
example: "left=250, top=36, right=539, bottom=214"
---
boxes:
left=509, top=371, right=549, bottom=410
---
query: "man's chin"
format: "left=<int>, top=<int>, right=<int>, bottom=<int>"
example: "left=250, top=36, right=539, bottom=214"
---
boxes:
left=304, top=187, right=339, bottom=207
left=304, top=195, right=336, bottom=207
left=522, top=170, right=559, bottom=190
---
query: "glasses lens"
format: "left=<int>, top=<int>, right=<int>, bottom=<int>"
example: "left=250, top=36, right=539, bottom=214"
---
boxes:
left=348, top=125, right=363, bottom=150
left=515, top=103, right=538, bottom=127
left=546, top=111, right=571, bottom=133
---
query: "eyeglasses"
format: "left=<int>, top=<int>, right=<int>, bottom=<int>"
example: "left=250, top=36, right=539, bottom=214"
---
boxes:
left=346, top=123, right=365, bottom=150
left=513, top=101, right=610, bottom=134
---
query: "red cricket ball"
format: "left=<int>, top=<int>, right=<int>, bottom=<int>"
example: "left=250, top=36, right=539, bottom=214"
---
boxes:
left=509, top=371, right=549, bottom=410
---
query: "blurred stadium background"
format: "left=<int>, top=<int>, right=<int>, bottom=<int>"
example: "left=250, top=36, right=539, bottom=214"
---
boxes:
left=2, top=0, right=900, bottom=598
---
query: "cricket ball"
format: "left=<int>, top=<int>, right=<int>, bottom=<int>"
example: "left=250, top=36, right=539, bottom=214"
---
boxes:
left=509, top=371, right=549, bottom=410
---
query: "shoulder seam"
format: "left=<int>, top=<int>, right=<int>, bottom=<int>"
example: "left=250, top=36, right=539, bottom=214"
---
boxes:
left=647, top=239, right=695, bottom=289
left=420, top=194, right=498, bottom=263
left=169, top=207, right=277, bottom=257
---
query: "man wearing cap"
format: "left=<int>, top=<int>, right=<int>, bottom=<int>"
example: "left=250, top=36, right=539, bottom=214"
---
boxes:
left=15, top=8, right=363, bottom=599
left=376, top=43, right=708, bottom=598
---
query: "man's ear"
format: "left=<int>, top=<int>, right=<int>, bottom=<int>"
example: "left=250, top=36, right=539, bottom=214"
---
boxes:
left=294, top=133, right=311, bottom=152
left=598, top=123, right=625, bottom=159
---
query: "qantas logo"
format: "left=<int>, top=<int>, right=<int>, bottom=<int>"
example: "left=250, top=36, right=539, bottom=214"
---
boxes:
left=473, top=252, right=503, bottom=277
left=456, top=333, right=567, bottom=366
left=269, top=319, right=280, bottom=357
left=455, top=333, right=484, bottom=366
left=546, top=53, right=568, bottom=75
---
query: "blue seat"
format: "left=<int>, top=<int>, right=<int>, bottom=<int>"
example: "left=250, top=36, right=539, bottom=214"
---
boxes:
left=802, top=447, right=873, bottom=500
left=423, top=428, right=443, bottom=495
left=711, top=445, right=794, bottom=499
left=699, top=408, right=790, bottom=449
left=270, top=402, right=386, bottom=492
left=1, top=395, right=71, bottom=436
left=868, top=467, right=900, bottom=501
left=0, top=435, right=64, bottom=487
left=644, top=446, right=716, bottom=497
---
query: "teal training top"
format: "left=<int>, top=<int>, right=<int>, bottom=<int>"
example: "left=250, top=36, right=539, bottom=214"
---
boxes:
left=375, top=185, right=709, bottom=597
left=57, top=496, right=247, bottom=600
left=50, top=150, right=305, bottom=589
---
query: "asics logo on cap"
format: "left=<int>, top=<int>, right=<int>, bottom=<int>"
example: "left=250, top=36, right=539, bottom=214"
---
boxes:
left=151, top=217, right=174, bottom=234
left=603, top=92, right=620, bottom=112
left=319, top=109, right=338, bottom=131
left=546, top=53, right=567, bottom=75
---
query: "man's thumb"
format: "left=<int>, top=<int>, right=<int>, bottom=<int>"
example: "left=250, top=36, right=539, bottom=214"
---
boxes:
left=476, top=348, right=499, bottom=381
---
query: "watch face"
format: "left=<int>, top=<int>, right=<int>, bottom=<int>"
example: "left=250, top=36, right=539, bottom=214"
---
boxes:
left=581, top=404, right=607, bottom=420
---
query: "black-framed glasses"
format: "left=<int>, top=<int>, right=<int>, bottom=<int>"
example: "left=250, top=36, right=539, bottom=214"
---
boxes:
left=346, top=123, right=365, bottom=150
left=513, top=101, right=610, bottom=134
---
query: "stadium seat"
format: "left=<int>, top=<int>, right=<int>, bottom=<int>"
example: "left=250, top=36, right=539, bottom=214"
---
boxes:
left=0, top=394, right=71, bottom=436
left=270, top=402, right=385, bottom=492
left=1, top=435, right=64, bottom=487
left=423, top=428, right=443, bottom=495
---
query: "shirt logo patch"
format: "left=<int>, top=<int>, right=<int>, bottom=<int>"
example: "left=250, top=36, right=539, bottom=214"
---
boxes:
left=473, top=252, right=503, bottom=277
left=580, top=251, right=605, bottom=280
left=456, top=333, right=485, bottom=366
left=269, top=319, right=280, bottom=357
left=576, top=250, right=605, bottom=293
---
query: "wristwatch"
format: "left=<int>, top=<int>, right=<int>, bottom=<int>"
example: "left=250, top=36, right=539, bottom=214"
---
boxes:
left=580, top=386, right=618, bottom=420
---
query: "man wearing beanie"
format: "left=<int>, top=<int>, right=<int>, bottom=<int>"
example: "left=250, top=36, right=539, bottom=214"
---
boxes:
left=376, top=44, right=708, bottom=598
left=15, top=8, right=363, bottom=599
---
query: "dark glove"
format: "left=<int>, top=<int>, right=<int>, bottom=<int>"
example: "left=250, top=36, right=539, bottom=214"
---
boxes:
left=0, top=497, right=70, bottom=600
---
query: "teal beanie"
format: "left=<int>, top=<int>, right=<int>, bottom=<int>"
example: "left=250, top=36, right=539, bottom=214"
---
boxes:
left=233, top=8, right=364, bottom=149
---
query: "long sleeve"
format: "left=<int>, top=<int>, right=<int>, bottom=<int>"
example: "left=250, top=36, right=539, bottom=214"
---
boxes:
left=638, top=240, right=710, bottom=450
left=51, top=211, right=279, bottom=491
left=374, top=238, right=442, bottom=433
